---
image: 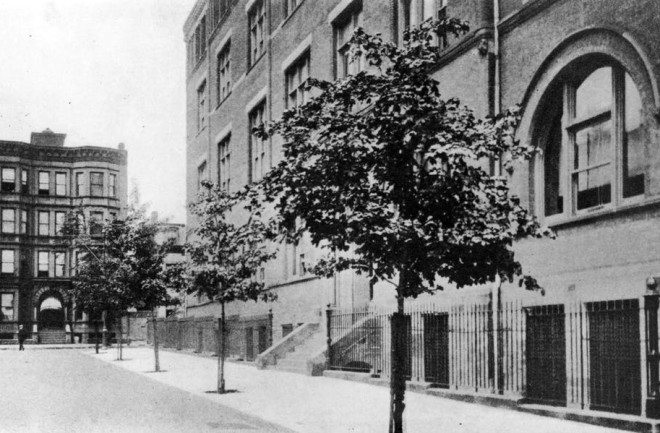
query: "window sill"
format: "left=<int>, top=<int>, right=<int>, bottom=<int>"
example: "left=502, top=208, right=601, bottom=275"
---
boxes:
left=246, top=53, right=266, bottom=76
left=543, top=195, right=660, bottom=230
left=281, top=1, right=304, bottom=28
left=214, top=91, right=232, bottom=112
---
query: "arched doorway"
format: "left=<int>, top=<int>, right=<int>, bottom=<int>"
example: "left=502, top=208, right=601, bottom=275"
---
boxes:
left=39, top=296, right=65, bottom=330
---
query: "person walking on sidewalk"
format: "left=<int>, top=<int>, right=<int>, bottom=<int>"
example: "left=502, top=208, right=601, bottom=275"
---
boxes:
left=17, top=325, right=28, bottom=351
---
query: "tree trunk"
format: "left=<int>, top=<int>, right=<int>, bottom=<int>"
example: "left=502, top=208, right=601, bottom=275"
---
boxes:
left=152, top=309, right=160, bottom=372
left=389, top=293, right=406, bottom=433
left=102, top=310, right=108, bottom=348
left=218, top=301, right=226, bottom=393
left=94, top=320, right=100, bottom=354
left=117, top=316, right=123, bottom=361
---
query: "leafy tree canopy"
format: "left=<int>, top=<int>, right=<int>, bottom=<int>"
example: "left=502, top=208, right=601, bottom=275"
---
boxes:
left=184, top=181, right=276, bottom=304
left=254, top=19, right=552, bottom=298
left=70, top=209, right=178, bottom=315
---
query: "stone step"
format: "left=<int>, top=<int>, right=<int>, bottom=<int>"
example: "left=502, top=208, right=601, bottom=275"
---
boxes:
left=276, top=358, right=308, bottom=369
left=39, top=330, right=67, bottom=344
left=274, top=365, right=308, bottom=374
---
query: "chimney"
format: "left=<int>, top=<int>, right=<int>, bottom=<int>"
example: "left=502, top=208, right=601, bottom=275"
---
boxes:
left=118, top=142, right=125, bottom=150
left=30, top=128, right=66, bottom=147
left=150, top=211, right=158, bottom=223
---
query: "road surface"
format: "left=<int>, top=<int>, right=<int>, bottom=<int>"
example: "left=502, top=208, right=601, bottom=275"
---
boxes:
left=0, top=349, right=292, bottom=433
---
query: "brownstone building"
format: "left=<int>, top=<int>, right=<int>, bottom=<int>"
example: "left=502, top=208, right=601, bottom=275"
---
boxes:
left=183, top=0, right=660, bottom=424
left=0, top=129, right=127, bottom=344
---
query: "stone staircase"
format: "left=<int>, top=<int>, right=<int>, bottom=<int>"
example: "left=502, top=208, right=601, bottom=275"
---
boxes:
left=267, top=329, right=327, bottom=375
left=39, top=329, right=67, bottom=344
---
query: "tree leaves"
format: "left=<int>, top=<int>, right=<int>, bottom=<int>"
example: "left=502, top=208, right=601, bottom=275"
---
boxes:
left=181, top=181, right=277, bottom=304
left=69, top=211, right=178, bottom=315
left=254, top=19, right=552, bottom=297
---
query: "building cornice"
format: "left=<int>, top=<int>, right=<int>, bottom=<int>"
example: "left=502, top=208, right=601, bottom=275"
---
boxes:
left=0, top=142, right=127, bottom=166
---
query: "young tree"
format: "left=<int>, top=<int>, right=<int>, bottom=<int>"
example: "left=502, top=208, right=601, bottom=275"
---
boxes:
left=69, top=210, right=179, bottom=370
left=184, top=181, right=276, bottom=394
left=254, top=20, right=552, bottom=433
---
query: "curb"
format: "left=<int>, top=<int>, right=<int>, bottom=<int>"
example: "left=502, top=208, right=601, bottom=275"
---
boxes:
left=322, top=370, right=658, bottom=433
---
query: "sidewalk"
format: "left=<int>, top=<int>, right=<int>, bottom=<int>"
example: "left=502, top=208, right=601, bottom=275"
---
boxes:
left=0, top=343, right=97, bottom=350
left=85, top=347, right=630, bottom=433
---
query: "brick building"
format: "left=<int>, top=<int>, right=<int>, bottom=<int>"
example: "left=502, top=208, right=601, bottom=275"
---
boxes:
left=0, top=129, right=127, bottom=344
left=183, top=0, right=660, bottom=423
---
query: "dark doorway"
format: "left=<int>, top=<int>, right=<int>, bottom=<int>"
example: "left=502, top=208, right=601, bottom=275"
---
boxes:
left=588, top=299, right=641, bottom=415
left=525, top=304, right=566, bottom=406
left=245, top=327, right=254, bottom=361
left=257, top=325, right=268, bottom=354
left=39, top=296, right=64, bottom=329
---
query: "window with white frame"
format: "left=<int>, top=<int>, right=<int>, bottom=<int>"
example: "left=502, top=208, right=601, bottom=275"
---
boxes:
left=38, top=171, right=50, bottom=195
left=217, top=42, right=231, bottom=104
left=248, top=0, right=266, bottom=66
left=1, top=250, right=14, bottom=275
left=75, top=172, right=84, bottom=196
left=90, top=212, right=104, bottom=236
left=197, top=80, right=207, bottom=131
left=211, top=0, right=230, bottom=24
left=190, top=14, right=207, bottom=68
left=54, top=252, right=65, bottom=277
left=0, top=293, right=14, bottom=320
left=74, top=250, right=81, bottom=276
left=21, top=169, right=28, bottom=193
left=286, top=53, right=310, bottom=109
left=218, top=136, right=231, bottom=192
left=1, top=168, right=15, bottom=193
left=249, top=102, right=267, bottom=182
left=109, top=174, right=117, bottom=198
left=20, top=210, right=27, bottom=235
left=38, top=211, right=49, bottom=236
left=55, top=172, right=66, bottom=196
left=540, top=63, right=645, bottom=219
left=334, top=6, right=363, bottom=79
left=55, top=212, right=65, bottom=236
left=197, top=161, right=207, bottom=192
left=401, top=0, right=448, bottom=47
left=37, top=251, right=49, bottom=277
left=90, top=172, right=104, bottom=197
left=1, top=209, right=15, bottom=234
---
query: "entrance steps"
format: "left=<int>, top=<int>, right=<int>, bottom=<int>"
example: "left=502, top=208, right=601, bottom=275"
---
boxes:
left=39, top=329, right=67, bottom=344
left=255, top=323, right=327, bottom=376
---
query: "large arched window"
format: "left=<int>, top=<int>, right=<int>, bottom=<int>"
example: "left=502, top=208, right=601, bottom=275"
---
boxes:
left=541, top=62, right=645, bottom=218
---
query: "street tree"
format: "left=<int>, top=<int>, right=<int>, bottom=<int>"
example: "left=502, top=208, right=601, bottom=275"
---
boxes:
left=184, top=181, right=276, bottom=394
left=68, top=209, right=179, bottom=370
left=254, top=20, right=552, bottom=433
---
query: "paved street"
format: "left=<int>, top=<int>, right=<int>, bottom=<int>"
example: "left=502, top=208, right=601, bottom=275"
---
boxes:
left=0, top=349, right=292, bottom=433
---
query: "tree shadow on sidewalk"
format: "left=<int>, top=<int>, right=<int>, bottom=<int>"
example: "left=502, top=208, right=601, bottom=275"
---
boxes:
left=205, top=390, right=239, bottom=394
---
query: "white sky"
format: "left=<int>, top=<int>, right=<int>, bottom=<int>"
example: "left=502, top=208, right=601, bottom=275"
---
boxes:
left=0, top=0, right=197, bottom=223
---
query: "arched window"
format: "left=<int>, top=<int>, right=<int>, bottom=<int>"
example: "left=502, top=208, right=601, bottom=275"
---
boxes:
left=541, top=63, right=645, bottom=218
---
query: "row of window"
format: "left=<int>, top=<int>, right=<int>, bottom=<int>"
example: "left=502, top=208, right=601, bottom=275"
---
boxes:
left=0, top=169, right=117, bottom=198
left=0, top=209, right=113, bottom=236
left=196, top=98, right=267, bottom=191
left=0, top=249, right=88, bottom=278
left=196, top=2, right=358, bottom=130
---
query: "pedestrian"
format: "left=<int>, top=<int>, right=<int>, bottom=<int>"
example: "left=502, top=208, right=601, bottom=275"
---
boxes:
left=17, top=325, right=28, bottom=351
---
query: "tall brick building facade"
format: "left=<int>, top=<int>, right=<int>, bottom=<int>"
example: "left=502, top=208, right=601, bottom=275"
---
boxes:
left=184, top=0, right=660, bottom=422
left=0, top=129, right=127, bottom=344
